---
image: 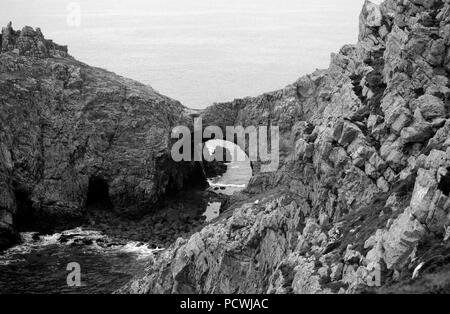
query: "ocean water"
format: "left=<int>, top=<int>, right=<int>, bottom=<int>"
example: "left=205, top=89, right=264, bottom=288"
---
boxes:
left=1, top=0, right=365, bottom=108
left=204, top=159, right=252, bottom=221
left=208, top=160, right=252, bottom=193
left=0, top=228, right=161, bottom=293
left=0, top=158, right=252, bottom=292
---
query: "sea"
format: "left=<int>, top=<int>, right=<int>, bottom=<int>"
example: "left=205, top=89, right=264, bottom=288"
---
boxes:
left=1, top=0, right=364, bottom=109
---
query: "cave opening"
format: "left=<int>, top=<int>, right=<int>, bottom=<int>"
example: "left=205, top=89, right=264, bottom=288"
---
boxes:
left=164, top=161, right=209, bottom=198
left=13, top=188, right=35, bottom=232
left=86, top=177, right=112, bottom=209
left=438, top=168, right=450, bottom=196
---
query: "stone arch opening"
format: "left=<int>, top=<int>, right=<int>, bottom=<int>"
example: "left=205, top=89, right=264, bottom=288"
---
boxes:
left=201, top=139, right=253, bottom=222
left=86, top=177, right=112, bottom=209
left=204, top=139, right=253, bottom=194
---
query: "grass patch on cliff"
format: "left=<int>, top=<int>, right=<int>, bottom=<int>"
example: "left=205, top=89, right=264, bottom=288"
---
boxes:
left=337, top=174, right=416, bottom=254
left=376, top=235, right=450, bottom=294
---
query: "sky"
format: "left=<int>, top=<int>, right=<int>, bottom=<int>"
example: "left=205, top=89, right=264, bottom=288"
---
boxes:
left=1, top=0, right=366, bottom=108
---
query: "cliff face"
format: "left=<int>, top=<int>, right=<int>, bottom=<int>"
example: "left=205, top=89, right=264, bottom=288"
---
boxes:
left=0, top=23, right=204, bottom=249
left=121, top=0, right=450, bottom=293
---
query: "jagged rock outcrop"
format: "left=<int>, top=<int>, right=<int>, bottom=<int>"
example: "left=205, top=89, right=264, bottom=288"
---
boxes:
left=0, top=23, right=204, bottom=249
left=1, top=22, right=68, bottom=58
left=121, top=0, right=450, bottom=294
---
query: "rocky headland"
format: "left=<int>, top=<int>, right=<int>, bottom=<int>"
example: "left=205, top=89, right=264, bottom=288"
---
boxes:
left=0, top=21, right=213, bottom=249
left=2, top=0, right=450, bottom=294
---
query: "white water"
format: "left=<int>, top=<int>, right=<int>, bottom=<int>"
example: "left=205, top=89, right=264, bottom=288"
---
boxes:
left=208, top=161, right=252, bottom=196
left=208, top=182, right=247, bottom=189
left=0, top=227, right=162, bottom=266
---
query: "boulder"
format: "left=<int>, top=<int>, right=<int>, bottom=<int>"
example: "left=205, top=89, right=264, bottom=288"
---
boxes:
left=410, top=169, right=439, bottom=222
left=361, top=1, right=383, bottom=28
left=344, top=246, right=363, bottom=264
left=337, top=122, right=363, bottom=147
left=391, top=111, right=412, bottom=135
left=382, top=207, right=427, bottom=269
left=425, top=39, right=446, bottom=66
left=400, top=122, right=433, bottom=144
left=330, top=263, right=344, bottom=281
left=377, top=177, right=390, bottom=193
left=411, top=95, right=446, bottom=121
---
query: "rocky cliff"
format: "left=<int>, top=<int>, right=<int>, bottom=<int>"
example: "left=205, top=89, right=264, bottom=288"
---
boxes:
left=120, top=0, right=450, bottom=293
left=0, top=22, right=205, bottom=250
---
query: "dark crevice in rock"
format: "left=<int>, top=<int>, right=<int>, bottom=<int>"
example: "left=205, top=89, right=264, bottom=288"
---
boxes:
left=12, top=187, right=35, bottom=233
left=438, top=168, right=450, bottom=196
left=367, top=134, right=382, bottom=151
left=350, top=74, right=367, bottom=105
left=178, top=162, right=208, bottom=194
left=414, top=87, right=425, bottom=97
left=402, top=142, right=423, bottom=156
left=365, top=50, right=387, bottom=116
left=446, top=80, right=450, bottom=109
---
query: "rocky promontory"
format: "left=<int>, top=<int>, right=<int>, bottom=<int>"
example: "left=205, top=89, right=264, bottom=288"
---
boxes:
left=120, top=0, right=450, bottom=294
left=0, top=22, right=206, bottom=249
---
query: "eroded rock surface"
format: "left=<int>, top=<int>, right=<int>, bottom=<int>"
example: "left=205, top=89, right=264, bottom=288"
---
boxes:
left=120, top=0, right=450, bottom=294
